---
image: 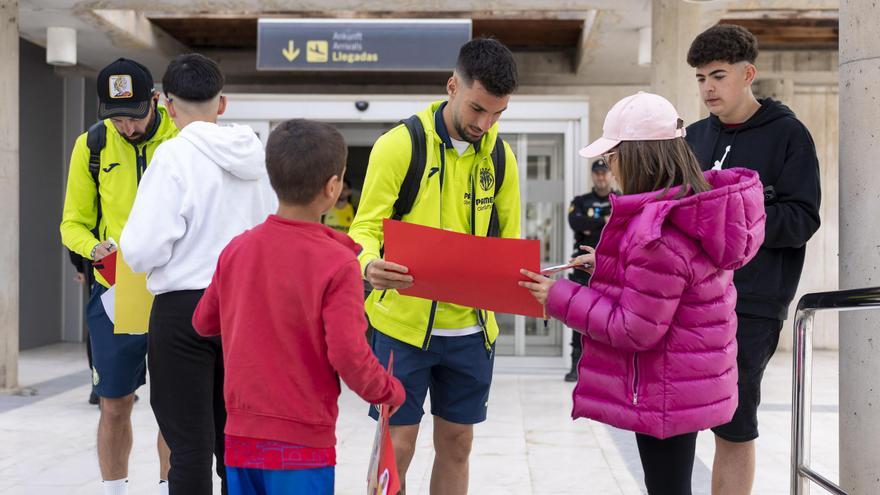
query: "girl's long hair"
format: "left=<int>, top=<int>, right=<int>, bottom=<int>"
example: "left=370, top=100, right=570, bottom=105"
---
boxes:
left=614, top=121, right=711, bottom=198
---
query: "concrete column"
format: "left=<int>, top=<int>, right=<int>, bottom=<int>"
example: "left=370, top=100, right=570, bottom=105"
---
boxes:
left=0, top=0, right=19, bottom=390
left=839, top=0, right=880, bottom=492
left=650, top=0, right=704, bottom=126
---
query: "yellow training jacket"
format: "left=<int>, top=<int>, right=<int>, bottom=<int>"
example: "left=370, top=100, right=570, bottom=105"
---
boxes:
left=349, top=101, right=522, bottom=351
left=60, top=106, right=178, bottom=287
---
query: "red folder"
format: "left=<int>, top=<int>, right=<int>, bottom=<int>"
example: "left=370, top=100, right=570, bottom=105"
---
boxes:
left=92, top=251, right=117, bottom=286
left=383, top=219, right=544, bottom=318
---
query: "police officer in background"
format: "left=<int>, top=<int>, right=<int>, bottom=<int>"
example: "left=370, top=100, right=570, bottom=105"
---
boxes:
left=565, top=158, right=617, bottom=382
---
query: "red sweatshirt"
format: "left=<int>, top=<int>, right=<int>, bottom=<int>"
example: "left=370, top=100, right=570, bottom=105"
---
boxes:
left=193, top=215, right=404, bottom=448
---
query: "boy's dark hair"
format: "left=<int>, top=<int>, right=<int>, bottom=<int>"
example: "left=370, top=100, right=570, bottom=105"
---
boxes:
left=456, top=38, right=518, bottom=97
left=266, top=119, right=347, bottom=205
left=162, top=53, right=224, bottom=102
left=687, top=24, right=759, bottom=68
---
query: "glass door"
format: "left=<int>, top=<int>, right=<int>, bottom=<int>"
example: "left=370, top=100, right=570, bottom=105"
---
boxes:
left=495, top=122, right=576, bottom=357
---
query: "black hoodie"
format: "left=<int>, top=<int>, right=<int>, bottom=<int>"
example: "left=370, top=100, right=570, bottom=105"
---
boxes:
left=686, top=98, right=821, bottom=321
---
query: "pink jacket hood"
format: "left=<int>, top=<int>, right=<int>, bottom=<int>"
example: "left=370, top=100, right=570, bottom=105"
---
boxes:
left=546, top=167, right=765, bottom=439
left=616, top=168, right=764, bottom=271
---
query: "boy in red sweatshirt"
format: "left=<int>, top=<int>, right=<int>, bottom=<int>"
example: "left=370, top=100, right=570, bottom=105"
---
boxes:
left=192, top=119, right=405, bottom=494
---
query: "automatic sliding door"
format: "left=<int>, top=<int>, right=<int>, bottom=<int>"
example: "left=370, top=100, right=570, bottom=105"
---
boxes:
left=496, top=129, right=570, bottom=357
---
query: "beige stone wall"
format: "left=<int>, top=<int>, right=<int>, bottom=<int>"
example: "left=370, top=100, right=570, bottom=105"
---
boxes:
left=783, top=85, right=840, bottom=350
left=753, top=52, right=840, bottom=350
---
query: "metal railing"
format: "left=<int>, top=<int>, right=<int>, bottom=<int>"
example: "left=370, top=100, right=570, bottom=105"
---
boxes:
left=791, top=286, right=880, bottom=495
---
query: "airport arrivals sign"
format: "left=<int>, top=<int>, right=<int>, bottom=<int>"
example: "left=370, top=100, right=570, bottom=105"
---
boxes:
left=257, top=19, right=472, bottom=71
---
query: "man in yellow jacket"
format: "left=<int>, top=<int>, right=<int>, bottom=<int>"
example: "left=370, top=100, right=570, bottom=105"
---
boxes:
left=349, top=38, right=520, bottom=494
left=59, top=58, right=177, bottom=495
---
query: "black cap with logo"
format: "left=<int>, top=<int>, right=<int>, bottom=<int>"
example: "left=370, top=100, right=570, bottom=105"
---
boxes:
left=591, top=158, right=609, bottom=172
left=97, top=58, right=155, bottom=119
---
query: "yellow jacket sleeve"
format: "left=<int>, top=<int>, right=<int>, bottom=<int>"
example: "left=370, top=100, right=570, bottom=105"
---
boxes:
left=495, top=141, right=522, bottom=239
left=60, top=134, right=101, bottom=259
left=348, top=127, right=412, bottom=277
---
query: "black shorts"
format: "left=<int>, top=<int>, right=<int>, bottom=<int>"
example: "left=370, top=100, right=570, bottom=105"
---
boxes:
left=712, top=314, right=783, bottom=442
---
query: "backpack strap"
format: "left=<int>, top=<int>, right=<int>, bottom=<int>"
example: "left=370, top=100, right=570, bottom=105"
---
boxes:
left=487, top=138, right=506, bottom=237
left=86, top=121, right=107, bottom=236
left=390, top=116, right=506, bottom=237
left=392, top=115, right=427, bottom=221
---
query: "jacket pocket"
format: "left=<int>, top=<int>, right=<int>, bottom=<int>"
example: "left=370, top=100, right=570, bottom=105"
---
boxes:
left=370, top=288, right=432, bottom=328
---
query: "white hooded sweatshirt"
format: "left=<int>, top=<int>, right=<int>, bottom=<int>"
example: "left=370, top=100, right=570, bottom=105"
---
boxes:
left=121, top=121, right=278, bottom=295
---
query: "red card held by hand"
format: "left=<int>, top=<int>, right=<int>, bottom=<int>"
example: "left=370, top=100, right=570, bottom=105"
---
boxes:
left=383, top=219, right=544, bottom=318
left=92, top=250, right=117, bottom=286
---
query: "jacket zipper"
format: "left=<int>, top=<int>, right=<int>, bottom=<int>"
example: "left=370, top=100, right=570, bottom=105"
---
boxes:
left=420, top=142, right=446, bottom=351
left=470, top=169, right=477, bottom=236
left=439, top=143, right=446, bottom=228
left=631, top=353, right=640, bottom=405
left=471, top=162, right=493, bottom=358
left=108, top=144, right=145, bottom=244
left=477, top=309, right=492, bottom=358
left=135, top=145, right=147, bottom=184
left=421, top=301, right=439, bottom=350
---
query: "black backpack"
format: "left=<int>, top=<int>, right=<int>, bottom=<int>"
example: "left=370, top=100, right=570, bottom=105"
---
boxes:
left=392, top=115, right=506, bottom=237
left=85, top=121, right=107, bottom=235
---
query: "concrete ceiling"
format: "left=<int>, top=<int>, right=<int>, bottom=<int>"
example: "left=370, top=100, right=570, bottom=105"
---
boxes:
left=18, top=0, right=839, bottom=90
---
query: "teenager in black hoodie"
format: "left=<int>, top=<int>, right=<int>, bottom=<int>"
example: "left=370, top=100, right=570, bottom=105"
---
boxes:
left=685, top=25, right=821, bottom=495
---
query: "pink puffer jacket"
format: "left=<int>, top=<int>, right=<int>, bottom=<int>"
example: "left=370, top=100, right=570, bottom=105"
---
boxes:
left=546, top=168, right=765, bottom=439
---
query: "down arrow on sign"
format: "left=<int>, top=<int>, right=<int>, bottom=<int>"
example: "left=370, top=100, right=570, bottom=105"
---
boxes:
left=281, top=41, right=300, bottom=62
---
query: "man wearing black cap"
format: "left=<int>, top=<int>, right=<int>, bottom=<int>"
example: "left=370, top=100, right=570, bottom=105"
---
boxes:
left=564, top=158, right=616, bottom=381
left=60, top=58, right=178, bottom=495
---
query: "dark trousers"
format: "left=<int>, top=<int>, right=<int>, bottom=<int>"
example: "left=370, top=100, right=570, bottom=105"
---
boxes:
left=569, top=273, right=589, bottom=369
left=635, top=431, right=698, bottom=495
left=570, top=330, right=583, bottom=362
left=148, top=290, right=227, bottom=495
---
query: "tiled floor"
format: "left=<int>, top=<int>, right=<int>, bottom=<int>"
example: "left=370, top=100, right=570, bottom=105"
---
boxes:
left=0, top=343, right=840, bottom=494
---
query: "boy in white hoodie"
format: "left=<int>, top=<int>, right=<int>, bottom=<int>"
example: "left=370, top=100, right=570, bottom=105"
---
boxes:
left=121, top=53, right=277, bottom=495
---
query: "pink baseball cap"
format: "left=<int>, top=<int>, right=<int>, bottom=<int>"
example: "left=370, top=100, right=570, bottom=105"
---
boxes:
left=579, top=92, right=686, bottom=158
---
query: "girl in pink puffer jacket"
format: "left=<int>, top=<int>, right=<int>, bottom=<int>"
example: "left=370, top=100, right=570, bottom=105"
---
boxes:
left=521, top=92, right=765, bottom=495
